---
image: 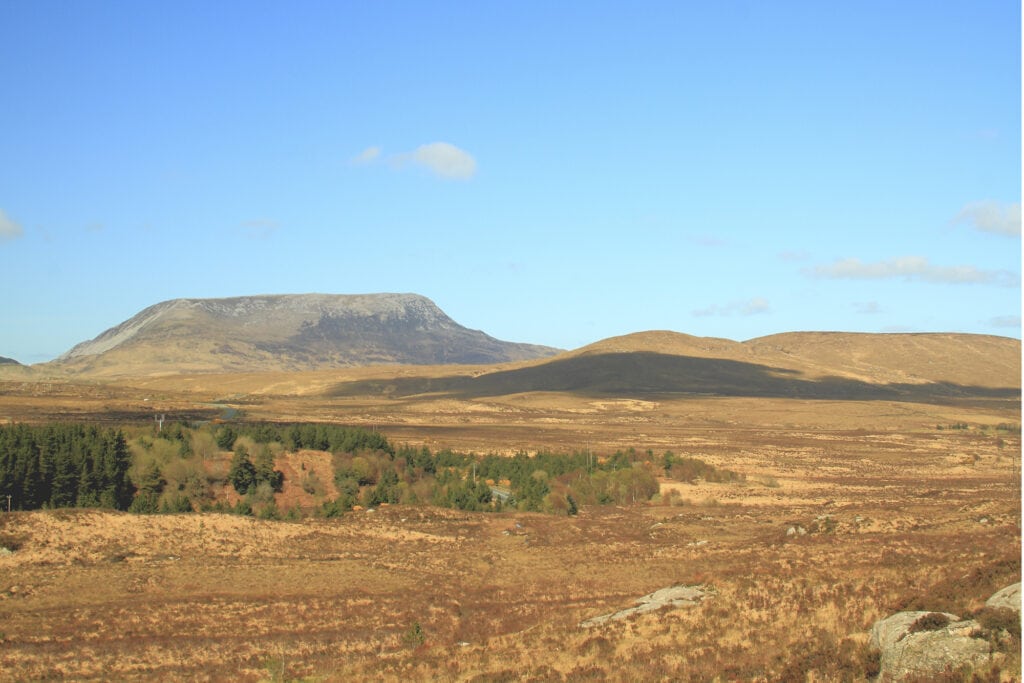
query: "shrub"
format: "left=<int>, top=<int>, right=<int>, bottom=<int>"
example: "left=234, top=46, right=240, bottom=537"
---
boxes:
left=128, top=492, right=160, bottom=514
left=160, top=494, right=193, bottom=514
left=975, top=606, right=1021, bottom=639
left=906, top=612, right=951, bottom=635
left=403, top=622, right=425, bottom=648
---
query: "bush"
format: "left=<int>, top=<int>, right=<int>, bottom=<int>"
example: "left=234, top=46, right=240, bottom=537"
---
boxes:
left=128, top=492, right=160, bottom=514
left=906, top=612, right=951, bottom=635
left=402, top=622, right=425, bottom=648
left=975, top=606, right=1021, bottom=639
left=160, top=494, right=193, bottom=514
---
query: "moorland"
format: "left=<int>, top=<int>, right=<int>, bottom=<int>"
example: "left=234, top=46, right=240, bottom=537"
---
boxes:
left=0, top=321, right=1020, bottom=681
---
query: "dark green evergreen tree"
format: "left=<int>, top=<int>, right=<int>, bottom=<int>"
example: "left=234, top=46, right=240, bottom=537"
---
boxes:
left=229, top=446, right=257, bottom=495
left=253, top=447, right=284, bottom=492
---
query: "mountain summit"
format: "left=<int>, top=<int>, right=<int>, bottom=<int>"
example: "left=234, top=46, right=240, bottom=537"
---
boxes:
left=53, top=293, right=561, bottom=376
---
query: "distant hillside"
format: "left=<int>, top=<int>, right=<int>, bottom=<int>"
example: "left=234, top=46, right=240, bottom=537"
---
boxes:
left=325, top=330, right=1021, bottom=405
left=48, top=294, right=562, bottom=376
left=0, top=356, right=22, bottom=366
left=577, top=330, right=1021, bottom=389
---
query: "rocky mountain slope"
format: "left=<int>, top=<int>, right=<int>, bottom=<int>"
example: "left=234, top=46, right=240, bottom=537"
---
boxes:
left=48, top=294, right=561, bottom=376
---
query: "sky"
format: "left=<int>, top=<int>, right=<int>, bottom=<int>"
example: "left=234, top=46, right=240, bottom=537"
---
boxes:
left=1, top=1, right=1020, bottom=364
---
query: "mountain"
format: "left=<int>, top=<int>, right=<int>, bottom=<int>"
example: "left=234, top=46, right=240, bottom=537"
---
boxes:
left=324, top=330, right=1021, bottom=404
left=0, top=356, right=22, bottom=366
left=50, top=294, right=562, bottom=376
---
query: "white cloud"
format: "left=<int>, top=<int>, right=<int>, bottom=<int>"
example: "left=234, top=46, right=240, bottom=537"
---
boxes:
left=692, top=297, right=771, bottom=317
left=953, top=200, right=1021, bottom=236
left=0, top=209, right=24, bottom=242
left=351, top=146, right=381, bottom=165
left=408, top=142, right=477, bottom=179
left=355, top=142, right=478, bottom=180
left=809, top=256, right=1018, bottom=287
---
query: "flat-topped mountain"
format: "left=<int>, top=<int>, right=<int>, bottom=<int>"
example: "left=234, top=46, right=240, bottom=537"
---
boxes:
left=50, top=294, right=562, bottom=376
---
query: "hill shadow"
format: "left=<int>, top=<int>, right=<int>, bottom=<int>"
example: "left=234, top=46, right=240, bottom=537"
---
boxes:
left=325, top=352, right=1021, bottom=408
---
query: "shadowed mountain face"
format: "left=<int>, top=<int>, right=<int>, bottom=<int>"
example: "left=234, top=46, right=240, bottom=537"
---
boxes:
left=49, top=294, right=562, bottom=376
left=325, top=332, right=1021, bottom=408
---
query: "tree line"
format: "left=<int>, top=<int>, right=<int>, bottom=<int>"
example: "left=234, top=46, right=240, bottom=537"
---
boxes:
left=0, top=423, right=133, bottom=510
left=0, top=420, right=742, bottom=516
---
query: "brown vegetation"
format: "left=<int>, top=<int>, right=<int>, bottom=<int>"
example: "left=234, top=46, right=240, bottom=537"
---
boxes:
left=0, top=414, right=1019, bottom=680
left=0, top=331, right=1019, bottom=680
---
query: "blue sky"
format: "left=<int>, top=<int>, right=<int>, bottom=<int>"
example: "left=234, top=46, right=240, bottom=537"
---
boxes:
left=1, top=1, right=1020, bottom=363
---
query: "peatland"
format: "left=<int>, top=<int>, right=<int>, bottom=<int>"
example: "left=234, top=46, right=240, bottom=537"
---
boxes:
left=0, top=331, right=1019, bottom=681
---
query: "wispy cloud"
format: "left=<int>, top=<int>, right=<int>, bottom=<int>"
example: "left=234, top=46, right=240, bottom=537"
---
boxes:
left=988, top=315, right=1021, bottom=329
left=853, top=301, right=881, bottom=315
left=351, top=146, right=381, bottom=165
left=0, top=209, right=24, bottom=242
left=808, top=256, right=1018, bottom=287
left=240, top=218, right=280, bottom=240
left=690, top=234, right=729, bottom=248
left=353, top=142, right=478, bottom=180
left=405, top=142, right=477, bottom=179
left=953, top=200, right=1021, bottom=236
left=692, top=297, right=770, bottom=317
left=778, top=250, right=810, bottom=262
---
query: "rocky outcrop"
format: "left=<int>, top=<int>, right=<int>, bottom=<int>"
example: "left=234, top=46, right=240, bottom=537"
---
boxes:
left=580, top=585, right=711, bottom=628
left=869, top=582, right=1021, bottom=681
left=869, top=611, right=989, bottom=681
left=985, top=582, right=1021, bottom=613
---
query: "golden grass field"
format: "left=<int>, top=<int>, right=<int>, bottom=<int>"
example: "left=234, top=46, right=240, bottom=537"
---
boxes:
left=0, top=333, right=1020, bottom=681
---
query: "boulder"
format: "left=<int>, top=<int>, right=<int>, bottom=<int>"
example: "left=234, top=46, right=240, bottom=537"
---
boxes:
left=580, top=584, right=710, bottom=628
left=985, top=582, right=1021, bottom=614
left=869, top=611, right=990, bottom=681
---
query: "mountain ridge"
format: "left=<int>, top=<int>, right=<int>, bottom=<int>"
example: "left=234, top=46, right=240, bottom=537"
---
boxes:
left=48, top=293, right=562, bottom=376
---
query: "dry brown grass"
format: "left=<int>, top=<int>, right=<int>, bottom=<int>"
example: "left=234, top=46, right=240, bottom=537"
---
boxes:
left=0, top=354, right=1019, bottom=681
left=0, top=418, right=1019, bottom=681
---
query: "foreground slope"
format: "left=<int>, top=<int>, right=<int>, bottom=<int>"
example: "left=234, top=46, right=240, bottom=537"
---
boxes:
left=45, top=293, right=561, bottom=376
left=0, top=424, right=1018, bottom=681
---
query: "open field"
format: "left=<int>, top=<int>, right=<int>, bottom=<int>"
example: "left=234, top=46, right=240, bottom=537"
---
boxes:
left=0, top=333, right=1020, bottom=682
left=0, top=372, right=1020, bottom=681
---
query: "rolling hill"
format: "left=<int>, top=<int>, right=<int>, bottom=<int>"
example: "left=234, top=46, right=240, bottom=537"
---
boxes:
left=323, top=330, right=1021, bottom=404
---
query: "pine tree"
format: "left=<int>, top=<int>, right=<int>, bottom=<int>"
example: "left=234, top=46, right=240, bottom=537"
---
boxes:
left=229, top=446, right=257, bottom=494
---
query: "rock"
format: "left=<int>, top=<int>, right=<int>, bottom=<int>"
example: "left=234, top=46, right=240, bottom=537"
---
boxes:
left=786, top=525, right=807, bottom=537
left=986, top=582, right=1021, bottom=614
left=869, top=611, right=990, bottom=681
left=580, top=585, right=710, bottom=628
